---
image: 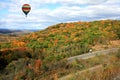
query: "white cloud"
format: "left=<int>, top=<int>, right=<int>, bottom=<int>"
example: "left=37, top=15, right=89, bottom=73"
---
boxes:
left=0, top=0, right=120, bottom=29
left=40, top=0, right=108, bottom=5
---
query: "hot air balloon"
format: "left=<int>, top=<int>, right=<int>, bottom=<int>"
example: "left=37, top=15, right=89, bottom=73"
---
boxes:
left=22, top=4, right=31, bottom=17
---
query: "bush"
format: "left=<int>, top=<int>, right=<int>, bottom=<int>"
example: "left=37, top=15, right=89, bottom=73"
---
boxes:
left=0, top=42, right=11, bottom=49
left=0, top=48, right=32, bottom=70
left=116, top=49, right=120, bottom=58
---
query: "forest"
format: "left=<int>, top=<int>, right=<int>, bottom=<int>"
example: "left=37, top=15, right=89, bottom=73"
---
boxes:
left=0, top=20, right=120, bottom=80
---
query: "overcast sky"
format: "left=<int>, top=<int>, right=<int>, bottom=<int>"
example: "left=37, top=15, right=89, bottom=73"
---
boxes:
left=0, top=0, right=120, bottom=30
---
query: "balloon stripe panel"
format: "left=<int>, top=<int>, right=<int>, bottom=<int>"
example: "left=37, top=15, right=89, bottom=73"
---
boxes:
left=22, top=10, right=30, bottom=11
left=22, top=8, right=30, bottom=10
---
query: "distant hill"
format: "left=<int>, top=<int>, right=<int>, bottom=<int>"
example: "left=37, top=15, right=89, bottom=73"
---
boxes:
left=0, top=29, right=39, bottom=35
left=0, top=28, right=39, bottom=33
left=0, top=29, right=19, bottom=34
left=0, top=29, right=39, bottom=42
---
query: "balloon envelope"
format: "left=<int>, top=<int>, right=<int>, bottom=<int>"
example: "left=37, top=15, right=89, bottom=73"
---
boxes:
left=22, top=4, right=31, bottom=17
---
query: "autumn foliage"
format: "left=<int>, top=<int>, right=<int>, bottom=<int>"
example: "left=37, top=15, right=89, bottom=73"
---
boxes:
left=0, top=20, right=120, bottom=80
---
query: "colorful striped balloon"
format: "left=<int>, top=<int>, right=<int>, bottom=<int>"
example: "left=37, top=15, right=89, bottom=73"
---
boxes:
left=22, top=4, right=31, bottom=17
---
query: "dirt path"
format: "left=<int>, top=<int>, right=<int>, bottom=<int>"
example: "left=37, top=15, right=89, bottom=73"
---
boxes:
left=59, top=48, right=120, bottom=80
left=68, top=48, right=119, bottom=63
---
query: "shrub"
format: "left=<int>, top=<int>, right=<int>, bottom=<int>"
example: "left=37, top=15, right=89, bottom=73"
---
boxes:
left=116, top=49, right=120, bottom=58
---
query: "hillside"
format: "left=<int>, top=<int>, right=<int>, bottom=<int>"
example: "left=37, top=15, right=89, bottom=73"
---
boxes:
left=0, top=29, right=37, bottom=43
left=0, top=20, right=120, bottom=80
left=16, top=20, right=120, bottom=60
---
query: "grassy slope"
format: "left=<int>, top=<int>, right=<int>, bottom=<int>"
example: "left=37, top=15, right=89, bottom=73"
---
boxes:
left=59, top=51, right=120, bottom=80
left=20, top=20, right=120, bottom=61
left=0, top=20, right=120, bottom=80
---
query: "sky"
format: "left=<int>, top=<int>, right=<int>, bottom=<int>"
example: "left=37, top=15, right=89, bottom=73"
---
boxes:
left=0, top=0, right=120, bottom=30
